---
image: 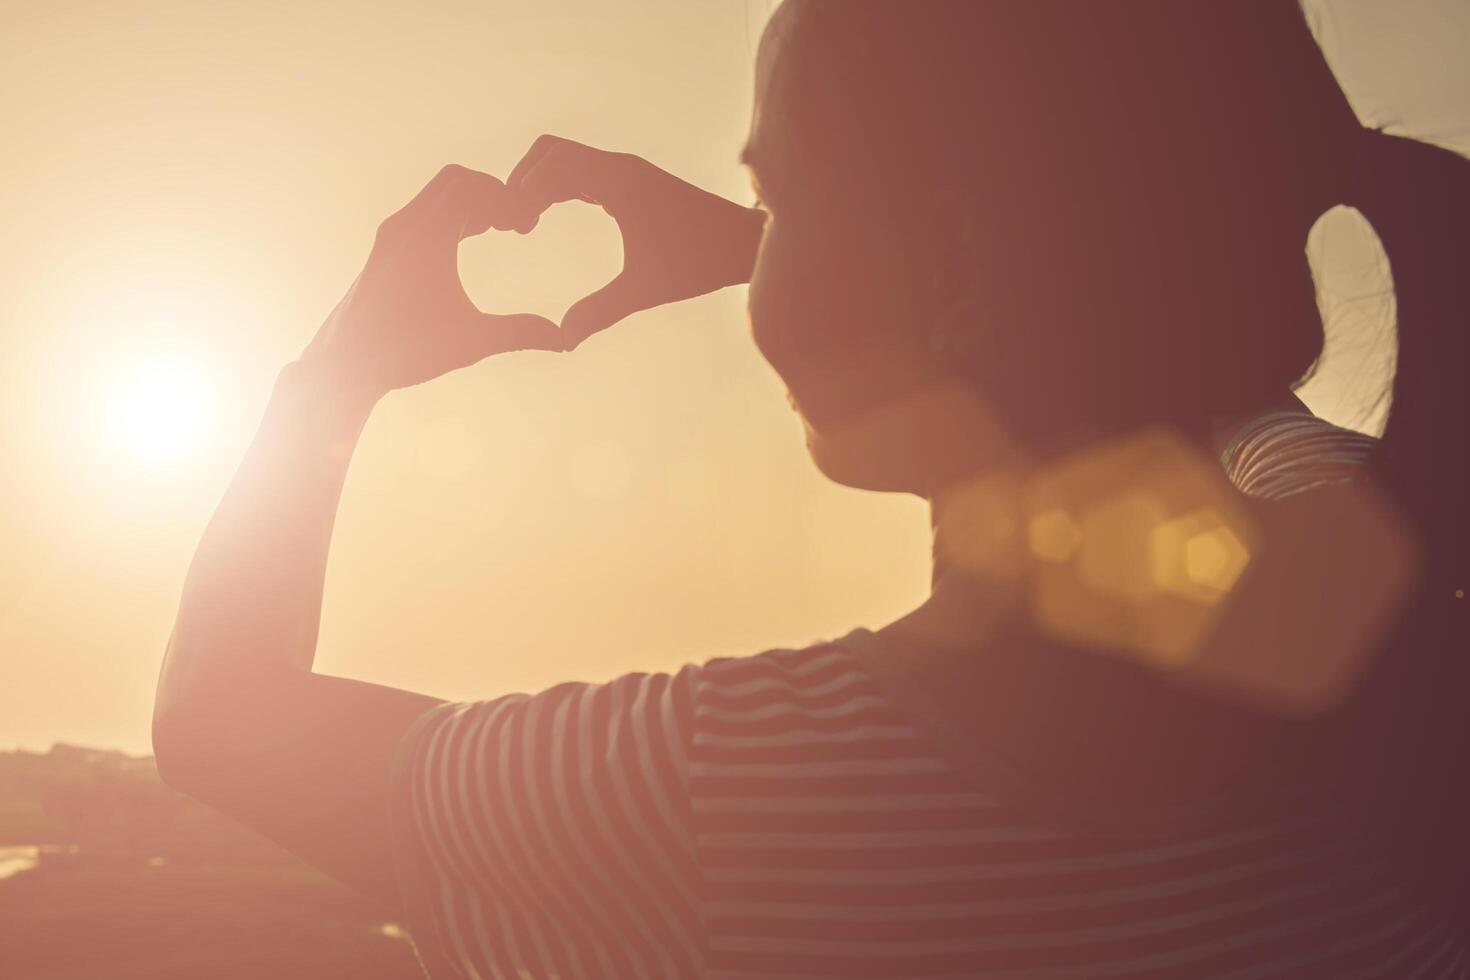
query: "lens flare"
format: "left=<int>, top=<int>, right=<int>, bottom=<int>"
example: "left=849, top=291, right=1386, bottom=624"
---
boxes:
left=106, top=355, right=215, bottom=463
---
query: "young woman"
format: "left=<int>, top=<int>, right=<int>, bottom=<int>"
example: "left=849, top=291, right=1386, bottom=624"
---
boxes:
left=154, top=2, right=1468, bottom=976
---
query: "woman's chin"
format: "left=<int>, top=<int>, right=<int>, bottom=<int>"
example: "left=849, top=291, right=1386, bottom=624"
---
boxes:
left=799, top=381, right=1021, bottom=498
left=803, top=421, right=927, bottom=495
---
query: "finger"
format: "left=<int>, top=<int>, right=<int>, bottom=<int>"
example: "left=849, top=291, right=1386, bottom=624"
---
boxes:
left=379, top=165, right=519, bottom=248
left=375, top=164, right=468, bottom=246
left=505, top=134, right=566, bottom=197
left=414, top=166, right=510, bottom=241
left=403, top=163, right=466, bottom=215
left=451, top=169, right=516, bottom=240
left=505, top=135, right=625, bottom=234
left=467, top=312, right=566, bottom=358
left=503, top=135, right=569, bottom=234
left=506, top=140, right=587, bottom=234
left=561, top=275, right=645, bottom=350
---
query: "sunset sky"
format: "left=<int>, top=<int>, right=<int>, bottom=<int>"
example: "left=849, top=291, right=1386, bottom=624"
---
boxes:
left=2, top=0, right=1466, bottom=756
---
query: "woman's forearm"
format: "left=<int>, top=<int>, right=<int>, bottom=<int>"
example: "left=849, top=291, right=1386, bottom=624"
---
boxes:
left=154, top=359, right=379, bottom=731
left=153, top=163, right=563, bottom=763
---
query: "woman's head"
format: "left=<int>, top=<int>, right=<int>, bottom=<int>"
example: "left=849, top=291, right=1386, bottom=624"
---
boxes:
left=745, top=0, right=1470, bottom=916
left=744, top=1, right=1359, bottom=492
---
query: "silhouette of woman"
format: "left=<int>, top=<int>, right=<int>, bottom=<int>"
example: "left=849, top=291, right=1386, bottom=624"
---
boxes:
left=155, top=2, right=1468, bottom=977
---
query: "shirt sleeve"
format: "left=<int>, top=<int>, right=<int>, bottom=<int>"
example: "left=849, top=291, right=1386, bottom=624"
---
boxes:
left=1220, top=411, right=1377, bottom=499
left=389, top=666, right=705, bottom=980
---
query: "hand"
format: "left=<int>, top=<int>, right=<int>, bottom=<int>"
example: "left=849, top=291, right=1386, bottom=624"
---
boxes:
left=504, top=135, right=767, bottom=349
left=300, top=164, right=563, bottom=398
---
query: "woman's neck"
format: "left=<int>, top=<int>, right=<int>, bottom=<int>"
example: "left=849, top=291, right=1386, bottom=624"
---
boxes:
left=880, top=470, right=1028, bottom=658
left=884, top=387, right=1311, bottom=657
left=880, top=465, right=1265, bottom=822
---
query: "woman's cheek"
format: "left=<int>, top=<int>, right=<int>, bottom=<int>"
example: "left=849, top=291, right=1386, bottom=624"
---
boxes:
left=747, top=221, right=801, bottom=373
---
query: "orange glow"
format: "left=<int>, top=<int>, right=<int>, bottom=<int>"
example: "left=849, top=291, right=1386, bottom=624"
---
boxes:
left=0, top=0, right=1455, bottom=760
left=0, top=1, right=935, bottom=758
left=105, top=356, right=215, bottom=463
left=1022, top=429, right=1262, bottom=669
left=1074, top=490, right=1171, bottom=606
left=1028, top=509, right=1081, bottom=564
left=1150, top=508, right=1251, bottom=604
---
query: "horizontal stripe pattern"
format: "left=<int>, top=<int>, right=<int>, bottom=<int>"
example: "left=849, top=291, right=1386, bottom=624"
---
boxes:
left=1220, top=410, right=1379, bottom=500
left=394, top=638, right=1460, bottom=978
left=393, top=413, right=1460, bottom=978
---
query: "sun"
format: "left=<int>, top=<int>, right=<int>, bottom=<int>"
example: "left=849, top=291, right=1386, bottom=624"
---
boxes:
left=106, top=355, right=215, bottom=463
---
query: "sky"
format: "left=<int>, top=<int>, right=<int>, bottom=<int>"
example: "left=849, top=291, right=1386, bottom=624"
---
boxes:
left=1, top=0, right=1466, bottom=756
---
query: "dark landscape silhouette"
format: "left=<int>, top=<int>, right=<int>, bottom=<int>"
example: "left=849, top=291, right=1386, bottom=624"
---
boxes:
left=0, top=745, right=420, bottom=979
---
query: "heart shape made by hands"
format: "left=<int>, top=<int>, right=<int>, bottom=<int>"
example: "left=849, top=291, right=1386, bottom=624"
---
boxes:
left=457, top=198, right=623, bottom=343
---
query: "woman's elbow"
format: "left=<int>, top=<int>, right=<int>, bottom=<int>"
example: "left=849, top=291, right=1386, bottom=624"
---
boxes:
left=151, top=658, right=238, bottom=795
left=151, top=701, right=206, bottom=794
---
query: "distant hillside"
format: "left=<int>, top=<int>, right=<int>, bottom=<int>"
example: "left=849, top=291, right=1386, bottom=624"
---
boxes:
left=0, top=742, right=294, bottom=864
left=0, top=745, right=422, bottom=979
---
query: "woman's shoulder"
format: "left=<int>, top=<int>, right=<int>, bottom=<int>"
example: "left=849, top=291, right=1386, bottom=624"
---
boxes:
left=693, top=635, right=876, bottom=700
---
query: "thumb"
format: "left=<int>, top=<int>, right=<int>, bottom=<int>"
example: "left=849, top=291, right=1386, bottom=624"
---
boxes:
left=562, top=275, right=645, bottom=350
left=465, top=312, right=566, bottom=359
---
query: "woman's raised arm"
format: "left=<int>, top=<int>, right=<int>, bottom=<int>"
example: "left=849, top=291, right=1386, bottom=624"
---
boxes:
left=151, top=165, right=561, bottom=906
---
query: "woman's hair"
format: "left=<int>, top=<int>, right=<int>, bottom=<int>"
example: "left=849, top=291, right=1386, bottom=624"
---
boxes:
left=1332, top=126, right=1470, bottom=924
left=782, top=0, right=1469, bottom=920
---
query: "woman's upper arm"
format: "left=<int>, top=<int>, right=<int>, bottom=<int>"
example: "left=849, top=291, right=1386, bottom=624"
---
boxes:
left=153, top=668, right=444, bottom=908
left=389, top=667, right=705, bottom=980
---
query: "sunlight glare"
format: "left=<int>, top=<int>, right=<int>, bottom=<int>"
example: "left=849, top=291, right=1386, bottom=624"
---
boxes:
left=107, top=356, right=215, bottom=463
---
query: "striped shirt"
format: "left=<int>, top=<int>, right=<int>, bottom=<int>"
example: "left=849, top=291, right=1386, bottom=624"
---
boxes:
left=1219, top=410, right=1379, bottom=498
left=390, top=413, right=1463, bottom=979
